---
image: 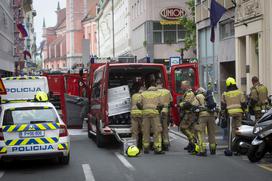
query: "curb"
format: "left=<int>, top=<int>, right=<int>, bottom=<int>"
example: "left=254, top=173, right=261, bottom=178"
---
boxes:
left=169, top=129, right=228, bottom=150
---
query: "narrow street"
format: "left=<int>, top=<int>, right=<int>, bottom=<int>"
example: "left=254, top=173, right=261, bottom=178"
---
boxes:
left=0, top=129, right=271, bottom=181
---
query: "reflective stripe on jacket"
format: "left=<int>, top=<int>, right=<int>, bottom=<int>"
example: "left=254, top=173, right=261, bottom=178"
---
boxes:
left=222, top=89, right=245, bottom=115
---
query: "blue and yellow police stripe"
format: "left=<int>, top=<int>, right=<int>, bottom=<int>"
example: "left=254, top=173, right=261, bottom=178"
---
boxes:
left=2, top=123, right=60, bottom=133
left=0, top=147, right=7, bottom=154
left=5, top=137, right=59, bottom=146
left=58, top=143, right=69, bottom=150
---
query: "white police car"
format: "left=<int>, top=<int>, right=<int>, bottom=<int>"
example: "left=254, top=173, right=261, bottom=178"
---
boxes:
left=0, top=101, right=70, bottom=164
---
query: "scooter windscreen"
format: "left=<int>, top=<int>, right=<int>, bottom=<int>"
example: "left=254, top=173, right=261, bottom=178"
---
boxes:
left=257, top=108, right=272, bottom=124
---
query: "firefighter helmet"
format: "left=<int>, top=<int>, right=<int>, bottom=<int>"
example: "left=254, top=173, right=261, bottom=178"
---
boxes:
left=126, top=145, right=140, bottom=157
left=226, top=77, right=236, bottom=87
left=34, top=91, right=48, bottom=102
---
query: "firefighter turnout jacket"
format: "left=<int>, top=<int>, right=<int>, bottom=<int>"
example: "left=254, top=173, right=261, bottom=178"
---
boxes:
left=157, top=85, right=172, bottom=113
left=179, top=89, right=199, bottom=112
left=140, top=86, right=162, bottom=115
left=222, top=90, right=246, bottom=116
left=250, top=83, right=269, bottom=111
left=131, top=92, right=142, bottom=117
left=196, top=93, right=212, bottom=117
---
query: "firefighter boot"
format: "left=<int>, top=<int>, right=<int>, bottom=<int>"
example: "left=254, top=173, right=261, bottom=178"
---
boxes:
left=210, top=143, right=217, bottom=155
left=162, top=144, right=169, bottom=151
left=196, top=149, right=207, bottom=157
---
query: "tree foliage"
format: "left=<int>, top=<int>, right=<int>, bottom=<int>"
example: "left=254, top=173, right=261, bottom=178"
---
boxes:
left=180, top=0, right=196, bottom=51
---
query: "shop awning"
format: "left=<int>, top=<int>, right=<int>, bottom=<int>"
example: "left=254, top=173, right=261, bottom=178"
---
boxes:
left=17, top=24, right=28, bottom=37
left=160, top=20, right=181, bottom=25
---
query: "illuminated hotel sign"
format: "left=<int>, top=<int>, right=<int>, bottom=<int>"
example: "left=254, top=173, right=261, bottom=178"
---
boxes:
left=160, top=7, right=186, bottom=20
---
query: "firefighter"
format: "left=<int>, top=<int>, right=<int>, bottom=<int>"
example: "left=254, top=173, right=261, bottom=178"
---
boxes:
left=221, top=77, right=246, bottom=139
left=249, top=76, right=269, bottom=122
left=131, top=82, right=144, bottom=147
left=179, top=81, right=199, bottom=153
left=156, top=79, right=173, bottom=151
left=139, top=79, right=164, bottom=154
left=195, top=87, right=217, bottom=156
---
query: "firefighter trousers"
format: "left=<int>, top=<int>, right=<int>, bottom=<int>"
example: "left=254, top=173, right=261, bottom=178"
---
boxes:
left=195, top=116, right=216, bottom=153
left=131, top=115, right=142, bottom=145
left=180, top=113, right=196, bottom=143
left=161, top=112, right=169, bottom=146
left=142, top=114, right=162, bottom=152
left=229, top=113, right=242, bottom=138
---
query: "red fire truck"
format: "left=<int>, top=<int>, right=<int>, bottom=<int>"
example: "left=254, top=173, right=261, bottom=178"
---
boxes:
left=45, top=62, right=199, bottom=147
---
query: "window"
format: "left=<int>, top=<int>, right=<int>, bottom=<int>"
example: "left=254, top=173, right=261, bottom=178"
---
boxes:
left=153, top=22, right=186, bottom=44
left=91, top=69, right=103, bottom=98
left=175, top=67, right=196, bottom=94
left=195, top=0, right=201, bottom=5
left=164, top=25, right=176, bottom=44
left=3, top=107, right=58, bottom=125
left=220, top=20, right=234, bottom=40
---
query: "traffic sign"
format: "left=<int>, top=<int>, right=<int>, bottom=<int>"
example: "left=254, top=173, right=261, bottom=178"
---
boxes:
left=0, top=78, right=7, bottom=95
left=169, top=57, right=180, bottom=67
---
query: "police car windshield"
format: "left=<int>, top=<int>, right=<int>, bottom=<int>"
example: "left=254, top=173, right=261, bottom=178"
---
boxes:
left=3, top=107, right=58, bottom=125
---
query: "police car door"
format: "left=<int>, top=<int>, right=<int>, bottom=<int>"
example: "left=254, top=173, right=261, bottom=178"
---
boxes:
left=1, top=106, right=60, bottom=154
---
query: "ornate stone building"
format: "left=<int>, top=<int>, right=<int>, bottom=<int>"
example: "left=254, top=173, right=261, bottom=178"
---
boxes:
left=235, top=0, right=272, bottom=94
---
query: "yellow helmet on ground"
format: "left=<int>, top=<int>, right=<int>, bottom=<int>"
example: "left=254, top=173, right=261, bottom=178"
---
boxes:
left=127, top=145, right=140, bottom=157
left=34, top=91, right=49, bottom=102
left=226, top=77, right=236, bottom=87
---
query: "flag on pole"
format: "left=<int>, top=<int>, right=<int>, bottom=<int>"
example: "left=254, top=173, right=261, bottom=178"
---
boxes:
left=16, top=24, right=28, bottom=37
left=23, top=50, right=32, bottom=60
left=210, top=0, right=226, bottom=42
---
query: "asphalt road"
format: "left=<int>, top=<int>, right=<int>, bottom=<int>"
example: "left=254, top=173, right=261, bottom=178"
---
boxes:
left=0, top=129, right=271, bottom=181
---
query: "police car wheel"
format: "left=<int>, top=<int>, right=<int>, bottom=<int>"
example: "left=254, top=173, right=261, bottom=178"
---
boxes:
left=59, top=153, right=70, bottom=165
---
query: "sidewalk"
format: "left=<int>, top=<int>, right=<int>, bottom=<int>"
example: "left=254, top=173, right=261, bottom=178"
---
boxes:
left=169, top=125, right=228, bottom=150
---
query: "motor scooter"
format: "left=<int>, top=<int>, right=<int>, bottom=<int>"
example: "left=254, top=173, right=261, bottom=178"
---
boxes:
left=247, top=109, right=272, bottom=162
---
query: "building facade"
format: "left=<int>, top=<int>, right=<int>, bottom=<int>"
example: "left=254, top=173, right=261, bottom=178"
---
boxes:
left=96, top=0, right=132, bottom=59
left=82, top=0, right=99, bottom=57
left=0, top=0, right=15, bottom=76
left=95, top=0, right=194, bottom=64
left=195, top=0, right=235, bottom=95
left=130, top=0, right=192, bottom=65
left=42, top=5, right=67, bottom=71
left=66, top=0, right=87, bottom=69
left=235, top=0, right=272, bottom=94
left=0, top=0, right=34, bottom=76
left=42, top=0, right=90, bottom=71
left=24, top=9, right=37, bottom=64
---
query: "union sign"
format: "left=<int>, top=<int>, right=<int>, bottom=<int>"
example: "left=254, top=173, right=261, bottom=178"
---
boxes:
left=160, top=7, right=186, bottom=20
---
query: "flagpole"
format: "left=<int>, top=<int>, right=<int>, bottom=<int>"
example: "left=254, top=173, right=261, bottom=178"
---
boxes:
left=213, top=41, right=215, bottom=92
